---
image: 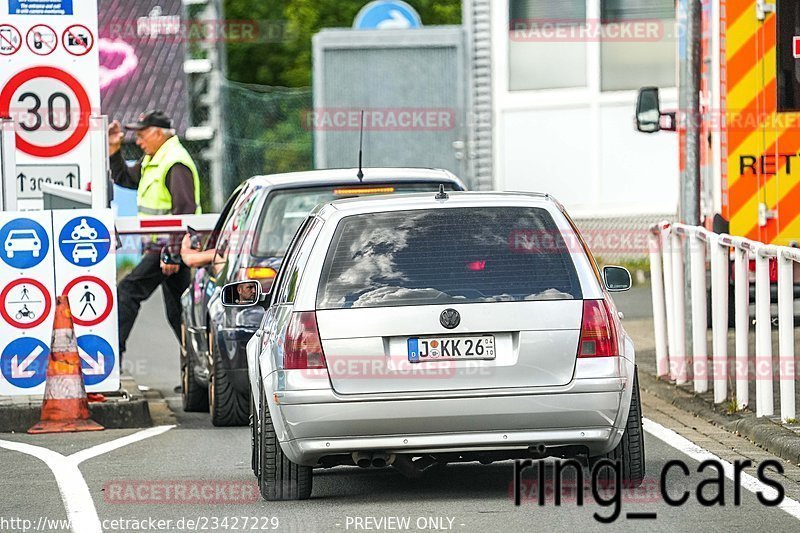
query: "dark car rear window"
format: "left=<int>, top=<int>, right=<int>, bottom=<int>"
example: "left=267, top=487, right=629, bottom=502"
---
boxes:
left=252, top=182, right=460, bottom=257
left=317, top=207, right=583, bottom=309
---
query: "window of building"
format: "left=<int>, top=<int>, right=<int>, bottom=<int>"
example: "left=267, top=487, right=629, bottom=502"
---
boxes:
left=508, top=0, right=588, bottom=90
left=600, top=0, right=676, bottom=91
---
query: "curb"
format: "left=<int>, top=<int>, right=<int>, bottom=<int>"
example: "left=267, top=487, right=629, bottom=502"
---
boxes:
left=0, top=374, right=152, bottom=433
left=638, top=368, right=800, bottom=466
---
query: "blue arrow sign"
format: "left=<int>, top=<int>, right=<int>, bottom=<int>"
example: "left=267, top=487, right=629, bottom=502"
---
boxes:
left=76, top=334, right=115, bottom=386
left=58, top=216, right=111, bottom=267
left=354, top=1, right=422, bottom=29
left=0, top=218, right=49, bottom=269
left=1, top=337, right=50, bottom=388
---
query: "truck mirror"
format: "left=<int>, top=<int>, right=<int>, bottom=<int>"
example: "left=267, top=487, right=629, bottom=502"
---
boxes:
left=635, top=87, right=662, bottom=133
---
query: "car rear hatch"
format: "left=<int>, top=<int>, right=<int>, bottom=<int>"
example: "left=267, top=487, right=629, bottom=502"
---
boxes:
left=314, top=206, right=586, bottom=395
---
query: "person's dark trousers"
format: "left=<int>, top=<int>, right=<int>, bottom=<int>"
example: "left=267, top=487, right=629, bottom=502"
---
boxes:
left=117, top=251, right=191, bottom=355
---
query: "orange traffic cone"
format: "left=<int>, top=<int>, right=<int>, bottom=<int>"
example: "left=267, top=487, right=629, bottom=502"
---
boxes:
left=28, top=295, right=104, bottom=434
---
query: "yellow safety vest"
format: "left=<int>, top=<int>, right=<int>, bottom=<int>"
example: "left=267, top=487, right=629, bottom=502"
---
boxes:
left=137, top=136, right=202, bottom=215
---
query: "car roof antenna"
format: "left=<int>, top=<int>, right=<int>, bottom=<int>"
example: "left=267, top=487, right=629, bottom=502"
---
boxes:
left=356, top=110, right=365, bottom=183
left=435, top=184, right=449, bottom=200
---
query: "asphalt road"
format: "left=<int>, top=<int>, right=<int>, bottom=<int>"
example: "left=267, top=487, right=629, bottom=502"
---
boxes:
left=2, top=292, right=800, bottom=533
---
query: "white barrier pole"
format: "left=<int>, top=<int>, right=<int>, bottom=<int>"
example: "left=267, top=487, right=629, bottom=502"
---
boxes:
left=662, top=227, right=676, bottom=379
left=649, top=230, right=669, bottom=377
left=0, top=118, right=17, bottom=211
left=733, top=245, right=749, bottom=409
left=90, top=115, right=110, bottom=210
left=777, top=250, right=795, bottom=422
left=671, top=231, right=688, bottom=384
left=710, top=235, right=729, bottom=403
left=689, top=231, right=708, bottom=393
left=754, top=248, right=774, bottom=417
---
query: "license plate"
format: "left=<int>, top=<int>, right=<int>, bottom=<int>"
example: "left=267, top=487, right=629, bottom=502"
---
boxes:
left=407, top=335, right=495, bottom=363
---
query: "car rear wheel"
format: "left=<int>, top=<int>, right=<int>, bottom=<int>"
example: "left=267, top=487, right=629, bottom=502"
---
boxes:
left=208, top=332, right=250, bottom=427
left=589, top=366, right=645, bottom=488
left=259, top=383, right=312, bottom=500
left=181, top=325, right=208, bottom=412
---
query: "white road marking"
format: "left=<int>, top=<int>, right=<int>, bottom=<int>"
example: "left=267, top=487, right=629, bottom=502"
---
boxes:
left=69, top=424, right=173, bottom=465
left=0, top=425, right=174, bottom=533
left=643, top=417, right=800, bottom=520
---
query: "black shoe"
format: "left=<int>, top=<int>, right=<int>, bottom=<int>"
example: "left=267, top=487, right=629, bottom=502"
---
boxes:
left=173, top=384, right=182, bottom=394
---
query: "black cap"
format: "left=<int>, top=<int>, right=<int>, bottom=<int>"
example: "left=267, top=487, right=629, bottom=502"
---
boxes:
left=124, top=110, right=172, bottom=130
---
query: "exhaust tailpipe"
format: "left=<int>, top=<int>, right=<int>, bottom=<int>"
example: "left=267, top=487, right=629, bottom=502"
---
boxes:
left=352, top=452, right=373, bottom=468
left=529, top=444, right=547, bottom=457
left=371, top=453, right=395, bottom=468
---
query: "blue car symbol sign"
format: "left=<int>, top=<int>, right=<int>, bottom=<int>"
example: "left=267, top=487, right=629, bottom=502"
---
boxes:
left=0, top=218, right=49, bottom=269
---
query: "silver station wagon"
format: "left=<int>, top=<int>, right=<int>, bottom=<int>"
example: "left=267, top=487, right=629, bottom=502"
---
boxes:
left=222, top=190, right=643, bottom=500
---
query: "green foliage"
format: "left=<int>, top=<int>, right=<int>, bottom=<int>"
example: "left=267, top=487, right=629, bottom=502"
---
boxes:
left=224, top=0, right=462, bottom=86
left=219, top=1, right=461, bottom=193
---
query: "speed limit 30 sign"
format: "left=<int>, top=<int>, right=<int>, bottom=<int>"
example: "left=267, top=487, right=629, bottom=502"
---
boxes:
left=0, top=0, right=100, bottom=209
left=0, top=66, right=91, bottom=157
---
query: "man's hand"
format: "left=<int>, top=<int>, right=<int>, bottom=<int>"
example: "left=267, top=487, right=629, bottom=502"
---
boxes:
left=160, top=261, right=180, bottom=276
left=180, top=233, right=193, bottom=255
left=108, top=120, right=125, bottom=155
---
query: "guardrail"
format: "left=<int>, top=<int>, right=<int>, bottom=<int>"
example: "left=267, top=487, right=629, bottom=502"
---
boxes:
left=648, top=222, right=797, bottom=422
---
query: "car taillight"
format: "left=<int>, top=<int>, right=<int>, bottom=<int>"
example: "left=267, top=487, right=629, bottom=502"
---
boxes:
left=283, top=311, right=327, bottom=369
left=578, top=299, right=619, bottom=358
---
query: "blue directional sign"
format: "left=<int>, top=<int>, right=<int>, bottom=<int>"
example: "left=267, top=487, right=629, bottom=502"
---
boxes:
left=76, top=334, right=115, bottom=386
left=0, top=218, right=49, bottom=269
left=354, top=1, right=422, bottom=29
left=58, top=216, right=111, bottom=267
left=1, top=337, right=50, bottom=389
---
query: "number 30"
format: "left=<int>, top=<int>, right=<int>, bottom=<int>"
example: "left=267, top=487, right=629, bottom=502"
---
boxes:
left=18, top=91, right=71, bottom=132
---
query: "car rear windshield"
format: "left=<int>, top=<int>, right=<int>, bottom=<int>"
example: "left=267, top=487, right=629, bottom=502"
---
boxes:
left=252, top=183, right=459, bottom=257
left=316, top=207, right=583, bottom=309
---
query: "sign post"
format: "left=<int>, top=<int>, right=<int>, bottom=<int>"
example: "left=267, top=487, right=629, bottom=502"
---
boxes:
left=0, top=0, right=101, bottom=210
left=0, top=118, right=17, bottom=210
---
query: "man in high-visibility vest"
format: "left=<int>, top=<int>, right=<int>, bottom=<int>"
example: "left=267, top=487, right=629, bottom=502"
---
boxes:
left=108, top=110, right=202, bottom=357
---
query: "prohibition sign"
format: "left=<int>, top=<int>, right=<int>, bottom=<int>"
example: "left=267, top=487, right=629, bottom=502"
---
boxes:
left=0, top=67, right=91, bottom=157
left=62, top=275, right=113, bottom=326
left=0, top=24, right=22, bottom=56
left=62, top=24, right=94, bottom=56
left=0, top=278, right=51, bottom=329
left=26, top=24, right=57, bottom=56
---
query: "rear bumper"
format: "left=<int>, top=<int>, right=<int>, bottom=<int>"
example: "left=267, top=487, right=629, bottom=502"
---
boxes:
left=267, top=371, right=632, bottom=465
left=284, top=426, right=617, bottom=467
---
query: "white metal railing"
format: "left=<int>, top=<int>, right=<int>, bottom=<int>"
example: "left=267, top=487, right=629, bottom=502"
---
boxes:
left=648, top=222, right=797, bottom=422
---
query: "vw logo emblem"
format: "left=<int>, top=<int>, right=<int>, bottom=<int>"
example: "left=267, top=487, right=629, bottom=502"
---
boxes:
left=440, top=308, right=460, bottom=329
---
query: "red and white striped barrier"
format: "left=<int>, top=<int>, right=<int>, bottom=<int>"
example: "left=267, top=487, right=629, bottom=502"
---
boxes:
left=114, top=214, right=220, bottom=235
